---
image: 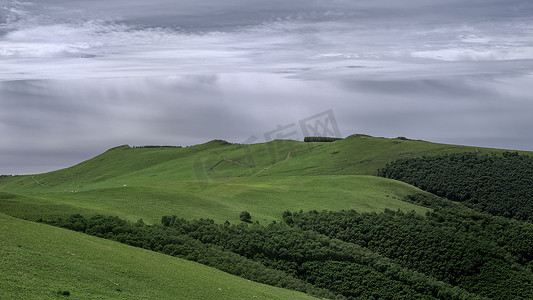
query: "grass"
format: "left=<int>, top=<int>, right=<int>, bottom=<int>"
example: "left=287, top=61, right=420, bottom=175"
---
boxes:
left=1, top=134, right=530, bottom=298
left=0, top=175, right=428, bottom=224
left=1, top=134, right=527, bottom=224
left=2, top=135, right=525, bottom=191
left=0, top=212, right=317, bottom=299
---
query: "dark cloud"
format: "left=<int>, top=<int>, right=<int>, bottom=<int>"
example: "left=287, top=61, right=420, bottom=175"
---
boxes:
left=1, top=0, right=533, bottom=174
left=9, top=0, right=530, bottom=31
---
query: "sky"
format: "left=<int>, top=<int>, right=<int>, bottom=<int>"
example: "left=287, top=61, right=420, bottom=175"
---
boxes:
left=1, top=0, right=533, bottom=174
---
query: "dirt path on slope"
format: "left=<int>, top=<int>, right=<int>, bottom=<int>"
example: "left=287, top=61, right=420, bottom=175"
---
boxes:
left=221, top=157, right=251, bottom=168
left=209, top=156, right=252, bottom=170
left=208, top=146, right=297, bottom=175
left=253, top=150, right=292, bottom=176
left=32, top=176, right=51, bottom=188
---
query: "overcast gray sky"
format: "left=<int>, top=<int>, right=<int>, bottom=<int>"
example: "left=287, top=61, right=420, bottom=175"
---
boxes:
left=1, top=0, right=533, bottom=174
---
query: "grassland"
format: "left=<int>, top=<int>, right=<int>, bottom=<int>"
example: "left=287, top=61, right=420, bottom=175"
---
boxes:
left=1, top=134, right=524, bottom=224
left=0, top=212, right=316, bottom=299
left=0, top=175, right=428, bottom=224
left=1, top=134, right=530, bottom=299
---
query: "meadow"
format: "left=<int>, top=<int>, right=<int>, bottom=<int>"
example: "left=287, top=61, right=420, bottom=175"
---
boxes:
left=1, top=134, right=515, bottom=224
left=0, top=212, right=316, bottom=299
left=2, top=134, right=531, bottom=299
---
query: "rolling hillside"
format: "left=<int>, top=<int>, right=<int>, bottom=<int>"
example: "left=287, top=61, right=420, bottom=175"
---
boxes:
left=1, top=135, right=521, bottom=192
left=1, top=134, right=532, bottom=299
left=0, top=134, right=521, bottom=224
left=0, top=212, right=316, bottom=299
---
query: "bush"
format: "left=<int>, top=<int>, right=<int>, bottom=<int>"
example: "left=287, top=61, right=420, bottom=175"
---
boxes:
left=239, top=211, right=252, bottom=223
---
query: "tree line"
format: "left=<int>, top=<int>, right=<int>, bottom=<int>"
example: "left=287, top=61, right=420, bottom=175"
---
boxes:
left=378, top=152, right=533, bottom=222
left=43, top=214, right=336, bottom=299
left=41, top=198, right=533, bottom=299
left=133, top=146, right=183, bottom=149
left=304, top=137, right=343, bottom=142
left=285, top=202, right=533, bottom=299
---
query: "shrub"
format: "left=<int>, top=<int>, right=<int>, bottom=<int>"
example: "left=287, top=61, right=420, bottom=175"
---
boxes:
left=239, top=211, right=252, bottom=223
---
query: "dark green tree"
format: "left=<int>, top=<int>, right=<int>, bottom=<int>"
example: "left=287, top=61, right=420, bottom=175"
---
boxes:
left=240, top=211, right=252, bottom=223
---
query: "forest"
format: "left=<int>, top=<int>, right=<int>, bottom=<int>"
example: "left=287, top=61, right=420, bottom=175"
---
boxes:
left=378, top=152, right=533, bottom=222
left=287, top=207, right=533, bottom=299
left=43, top=194, right=532, bottom=299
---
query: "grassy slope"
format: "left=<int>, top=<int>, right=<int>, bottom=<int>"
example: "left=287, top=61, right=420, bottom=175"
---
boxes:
left=1, top=134, right=528, bottom=224
left=0, top=212, right=316, bottom=300
left=0, top=176, right=427, bottom=224
left=3, top=135, right=524, bottom=190
left=1, top=134, right=531, bottom=299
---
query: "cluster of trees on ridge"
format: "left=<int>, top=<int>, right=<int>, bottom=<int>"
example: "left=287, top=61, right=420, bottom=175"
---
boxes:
left=378, top=152, right=533, bottom=222
left=43, top=194, right=532, bottom=299
left=304, top=136, right=343, bottom=142
left=133, top=145, right=183, bottom=149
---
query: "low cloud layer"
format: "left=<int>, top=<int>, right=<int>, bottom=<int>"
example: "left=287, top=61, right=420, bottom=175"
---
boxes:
left=1, top=0, right=533, bottom=174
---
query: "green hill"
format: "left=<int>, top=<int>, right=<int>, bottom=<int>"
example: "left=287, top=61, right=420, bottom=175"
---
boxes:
left=0, top=175, right=429, bottom=224
left=1, top=135, right=522, bottom=192
left=2, top=134, right=521, bottom=224
left=1, top=134, right=532, bottom=299
left=0, top=212, right=316, bottom=299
